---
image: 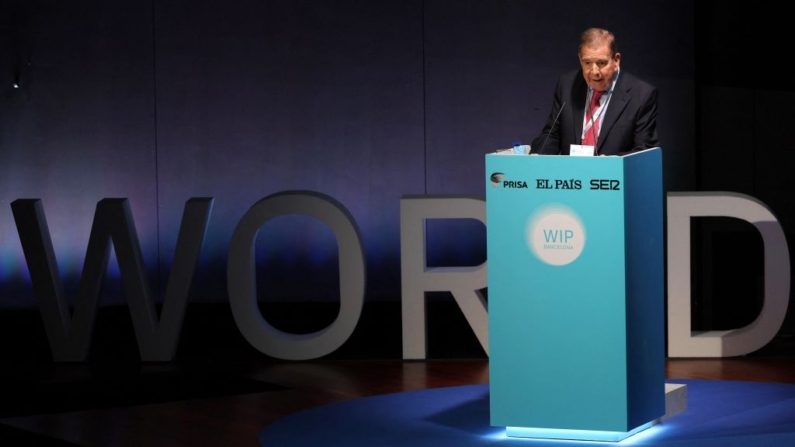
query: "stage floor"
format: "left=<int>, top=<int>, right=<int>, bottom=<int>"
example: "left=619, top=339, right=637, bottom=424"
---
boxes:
left=260, top=379, right=795, bottom=446
left=4, top=353, right=795, bottom=446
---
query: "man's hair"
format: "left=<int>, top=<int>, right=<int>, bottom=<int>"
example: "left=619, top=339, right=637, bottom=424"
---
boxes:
left=579, top=28, right=616, bottom=57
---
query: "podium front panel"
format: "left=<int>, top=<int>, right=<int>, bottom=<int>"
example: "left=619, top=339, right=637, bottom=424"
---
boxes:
left=486, top=152, right=663, bottom=433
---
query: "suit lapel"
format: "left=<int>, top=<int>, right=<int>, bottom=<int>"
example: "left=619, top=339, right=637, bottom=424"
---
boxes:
left=573, top=77, right=587, bottom=144
left=596, top=75, right=631, bottom=153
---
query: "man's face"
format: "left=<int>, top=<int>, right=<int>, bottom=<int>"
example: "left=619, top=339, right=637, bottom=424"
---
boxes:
left=579, top=43, right=620, bottom=92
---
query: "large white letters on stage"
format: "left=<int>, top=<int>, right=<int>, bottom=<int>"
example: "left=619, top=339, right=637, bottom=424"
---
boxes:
left=666, top=192, right=790, bottom=357
left=11, top=198, right=213, bottom=362
left=228, top=191, right=366, bottom=360
left=9, top=191, right=791, bottom=361
left=399, top=196, right=488, bottom=360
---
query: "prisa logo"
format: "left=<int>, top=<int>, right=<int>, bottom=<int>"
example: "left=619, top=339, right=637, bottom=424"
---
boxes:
left=489, top=172, right=528, bottom=189
left=502, top=180, right=528, bottom=189
left=489, top=172, right=505, bottom=187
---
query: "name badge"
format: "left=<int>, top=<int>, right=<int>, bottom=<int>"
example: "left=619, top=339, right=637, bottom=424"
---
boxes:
left=570, top=144, right=594, bottom=157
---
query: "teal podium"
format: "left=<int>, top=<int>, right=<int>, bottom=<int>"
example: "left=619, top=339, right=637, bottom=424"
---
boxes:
left=486, top=148, right=665, bottom=442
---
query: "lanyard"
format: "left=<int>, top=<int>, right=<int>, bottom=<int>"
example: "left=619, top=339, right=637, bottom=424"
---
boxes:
left=581, top=69, right=619, bottom=140
left=582, top=90, right=611, bottom=138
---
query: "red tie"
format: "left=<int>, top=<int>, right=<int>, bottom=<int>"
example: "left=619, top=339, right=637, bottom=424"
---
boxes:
left=582, top=90, right=605, bottom=149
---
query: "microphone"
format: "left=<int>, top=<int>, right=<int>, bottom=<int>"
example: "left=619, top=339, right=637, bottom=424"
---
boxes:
left=537, top=101, right=566, bottom=154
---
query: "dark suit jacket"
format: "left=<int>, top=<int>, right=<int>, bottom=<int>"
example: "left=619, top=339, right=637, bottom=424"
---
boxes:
left=530, top=69, right=659, bottom=156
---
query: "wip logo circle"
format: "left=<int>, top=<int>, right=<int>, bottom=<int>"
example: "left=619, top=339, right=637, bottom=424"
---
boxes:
left=490, top=172, right=505, bottom=187
left=526, top=205, right=586, bottom=266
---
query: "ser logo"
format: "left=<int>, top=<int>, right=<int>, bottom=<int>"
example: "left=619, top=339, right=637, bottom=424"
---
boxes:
left=489, top=172, right=527, bottom=189
left=590, top=179, right=621, bottom=190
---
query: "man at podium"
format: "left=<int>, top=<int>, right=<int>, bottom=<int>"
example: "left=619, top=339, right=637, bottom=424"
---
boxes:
left=530, top=27, right=660, bottom=156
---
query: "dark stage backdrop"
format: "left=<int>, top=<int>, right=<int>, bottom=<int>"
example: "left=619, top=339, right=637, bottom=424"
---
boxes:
left=14, top=0, right=784, bottom=362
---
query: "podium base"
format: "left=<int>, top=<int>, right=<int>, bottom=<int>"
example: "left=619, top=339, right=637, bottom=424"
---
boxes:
left=505, top=383, right=688, bottom=442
